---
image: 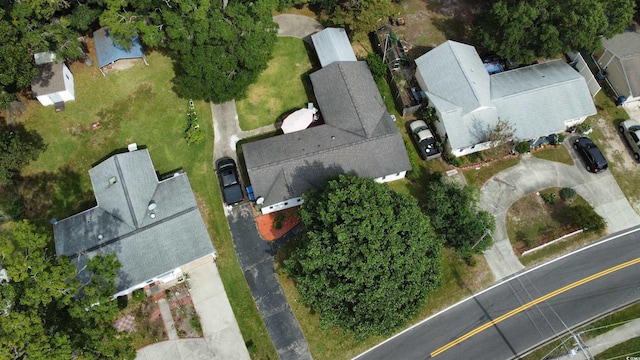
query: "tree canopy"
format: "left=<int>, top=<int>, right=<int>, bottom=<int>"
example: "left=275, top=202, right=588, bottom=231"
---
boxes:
left=283, top=175, right=443, bottom=337
left=0, top=0, right=278, bottom=106
left=0, top=126, right=46, bottom=185
left=0, top=221, right=135, bottom=360
left=423, top=178, right=495, bottom=258
left=474, top=0, right=636, bottom=63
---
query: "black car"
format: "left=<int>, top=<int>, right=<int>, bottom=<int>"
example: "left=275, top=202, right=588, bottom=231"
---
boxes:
left=573, top=137, right=608, bottom=173
left=216, top=158, right=244, bottom=205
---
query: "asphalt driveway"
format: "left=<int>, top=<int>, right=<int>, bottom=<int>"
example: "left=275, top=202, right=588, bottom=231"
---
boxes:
left=481, top=145, right=640, bottom=281
left=227, top=203, right=312, bottom=360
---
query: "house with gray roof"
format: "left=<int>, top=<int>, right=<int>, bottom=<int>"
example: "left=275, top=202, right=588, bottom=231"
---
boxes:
left=31, top=53, right=75, bottom=110
left=596, top=31, right=640, bottom=104
left=243, top=61, right=411, bottom=214
left=311, top=28, right=357, bottom=68
left=415, top=40, right=596, bottom=157
left=54, top=146, right=215, bottom=297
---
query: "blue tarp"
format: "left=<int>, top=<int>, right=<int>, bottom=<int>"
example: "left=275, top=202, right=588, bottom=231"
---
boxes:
left=93, top=27, right=145, bottom=69
left=485, top=62, right=504, bottom=75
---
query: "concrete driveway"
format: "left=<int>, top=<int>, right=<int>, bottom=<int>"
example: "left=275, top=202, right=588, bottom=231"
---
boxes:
left=137, top=261, right=249, bottom=360
left=481, top=145, right=640, bottom=281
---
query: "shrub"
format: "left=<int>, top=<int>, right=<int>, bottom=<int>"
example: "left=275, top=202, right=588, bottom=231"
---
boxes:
left=566, top=204, right=606, bottom=234
left=515, top=141, right=531, bottom=154
left=184, top=126, right=204, bottom=145
left=273, top=220, right=282, bottom=229
left=190, top=315, right=203, bottom=334
left=560, top=187, right=576, bottom=200
left=557, top=133, right=567, bottom=143
left=541, top=192, right=557, bottom=205
left=365, top=53, right=387, bottom=81
left=132, top=289, right=145, bottom=302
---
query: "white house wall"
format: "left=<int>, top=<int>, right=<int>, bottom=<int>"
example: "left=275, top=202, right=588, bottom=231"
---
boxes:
left=374, top=171, right=407, bottom=183
left=36, top=95, right=54, bottom=106
left=62, top=64, right=75, bottom=101
left=261, top=197, right=304, bottom=215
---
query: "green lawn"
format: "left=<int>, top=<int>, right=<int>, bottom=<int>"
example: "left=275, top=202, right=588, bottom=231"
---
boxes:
left=531, top=145, right=574, bottom=165
left=18, top=52, right=277, bottom=359
left=236, top=37, right=315, bottom=131
left=461, top=157, right=521, bottom=188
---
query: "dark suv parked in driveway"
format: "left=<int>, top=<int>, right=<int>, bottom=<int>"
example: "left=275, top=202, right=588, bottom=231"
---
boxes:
left=216, top=158, right=244, bottom=205
left=573, top=137, right=608, bottom=173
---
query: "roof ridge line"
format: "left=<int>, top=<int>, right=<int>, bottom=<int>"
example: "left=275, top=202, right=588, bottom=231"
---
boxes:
left=246, top=130, right=397, bottom=171
left=114, top=156, right=139, bottom=229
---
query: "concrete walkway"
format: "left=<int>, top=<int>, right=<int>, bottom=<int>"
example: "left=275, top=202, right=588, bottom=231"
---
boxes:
left=137, top=261, right=249, bottom=360
left=480, top=146, right=640, bottom=281
left=553, top=318, right=640, bottom=359
left=157, top=299, right=178, bottom=340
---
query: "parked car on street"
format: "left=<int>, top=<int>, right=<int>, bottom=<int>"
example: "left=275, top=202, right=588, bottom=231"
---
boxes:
left=216, top=158, right=244, bottom=205
left=573, top=137, right=608, bottom=173
left=409, top=120, right=441, bottom=160
left=618, top=119, right=640, bottom=161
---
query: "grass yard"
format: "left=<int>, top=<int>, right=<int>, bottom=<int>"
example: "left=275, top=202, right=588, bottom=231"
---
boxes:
left=531, top=145, right=574, bottom=165
left=461, top=156, right=521, bottom=188
left=17, top=52, right=277, bottom=359
left=505, top=188, right=602, bottom=266
left=236, top=37, right=316, bottom=131
left=275, top=247, right=493, bottom=360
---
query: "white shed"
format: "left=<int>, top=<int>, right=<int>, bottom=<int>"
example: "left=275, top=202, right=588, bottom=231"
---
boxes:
left=31, top=62, right=75, bottom=108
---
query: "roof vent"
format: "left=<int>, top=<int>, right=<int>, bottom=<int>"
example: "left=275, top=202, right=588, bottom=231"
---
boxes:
left=109, top=176, right=117, bottom=185
left=150, top=213, right=156, bottom=219
left=148, top=201, right=157, bottom=211
left=128, top=143, right=138, bottom=152
left=98, top=234, right=103, bottom=240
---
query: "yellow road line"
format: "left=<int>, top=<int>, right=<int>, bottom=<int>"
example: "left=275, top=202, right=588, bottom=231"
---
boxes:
left=430, top=257, right=640, bottom=357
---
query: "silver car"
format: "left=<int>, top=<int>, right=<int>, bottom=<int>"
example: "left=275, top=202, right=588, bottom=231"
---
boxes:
left=618, top=119, right=640, bottom=161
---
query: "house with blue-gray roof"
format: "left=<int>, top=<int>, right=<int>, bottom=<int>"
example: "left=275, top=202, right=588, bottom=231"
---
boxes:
left=53, top=145, right=215, bottom=297
left=415, top=40, right=596, bottom=157
left=93, top=27, right=148, bottom=76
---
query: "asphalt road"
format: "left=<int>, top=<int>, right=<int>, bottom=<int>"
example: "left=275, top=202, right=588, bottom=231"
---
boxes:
left=355, top=226, right=640, bottom=360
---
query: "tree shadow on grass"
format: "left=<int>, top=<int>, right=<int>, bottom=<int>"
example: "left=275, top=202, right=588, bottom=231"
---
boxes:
left=15, top=166, right=95, bottom=227
left=430, top=17, right=471, bottom=44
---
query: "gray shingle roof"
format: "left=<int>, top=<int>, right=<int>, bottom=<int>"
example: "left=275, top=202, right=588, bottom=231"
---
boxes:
left=415, top=41, right=596, bottom=150
left=492, top=60, right=596, bottom=141
left=243, top=61, right=410, bottom=207
left=601, top=32, right=640, bottom=99
left=311, top=28, right=357, bottom=68
left=31, top=62, right=67, bottom=96
left=414, top=41, right=491, bottom=114
left=54, top=149, right=214, bottom=292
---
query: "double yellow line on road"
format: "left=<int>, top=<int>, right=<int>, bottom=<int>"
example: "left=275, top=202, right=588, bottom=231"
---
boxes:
left=430, top=257, right=640, bottom=357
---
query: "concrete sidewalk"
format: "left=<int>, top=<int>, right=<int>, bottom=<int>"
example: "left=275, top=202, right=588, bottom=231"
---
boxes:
left=553, top=318, right=640, bottom=359
left=480, top=150, right=640, bottom=281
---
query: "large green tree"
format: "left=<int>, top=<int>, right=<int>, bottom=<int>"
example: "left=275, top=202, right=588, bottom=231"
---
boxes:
left=99, top=0, right=278, bottom=103
left=0, top=126, right=46, bottom=185
left=0, top=221, right=135, bottom=360
left=284, top=175, right=443, bottom=337
left=474, top=0, right=636, bottom=63
left=424, top=178, right=495, bottom=258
